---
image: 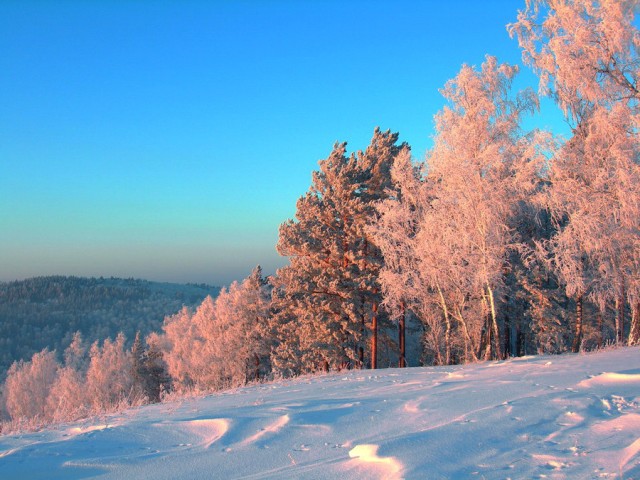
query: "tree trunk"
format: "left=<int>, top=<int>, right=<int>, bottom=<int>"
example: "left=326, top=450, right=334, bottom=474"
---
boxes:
left=359, top=297, right=365, bottom=368
left=571, top=295, right=583, bottom=353
left=455, top=307, right=477, bottom=363
left=616, top=289, right=625, bottom=345
left=597, top=310, right=603, bottom=349
left=487, top=286, right=501, bottom=360
left=629, top=303, right=640, bottom=346
left=436, top=285, right=451, bottom=365
left=254, top=353, right=260, bottom=381
left=516, top=326, right=524, bottom=357
left=479, top=293, right=491, bottom=361
left=480, top=286, right=501, bottom=361
left=480, top=317, right=491, bottom=361
left=399, top=302, right=406, bottom=368
left=359, top=239, right=368, bottom=368
left=371, top=290, right=378, bottom=369
left=503, top=297, right=511, bottom=359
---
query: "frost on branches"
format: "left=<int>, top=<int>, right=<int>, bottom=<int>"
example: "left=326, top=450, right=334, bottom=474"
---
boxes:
left=271, top=129, right=405, bottom=375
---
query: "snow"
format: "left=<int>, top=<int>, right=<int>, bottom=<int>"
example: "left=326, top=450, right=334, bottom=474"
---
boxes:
left=2, top=347, right=640, bottom=479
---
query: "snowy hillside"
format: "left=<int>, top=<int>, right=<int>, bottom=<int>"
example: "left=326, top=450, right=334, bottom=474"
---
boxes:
left=2, top=347, right=639, bottom=479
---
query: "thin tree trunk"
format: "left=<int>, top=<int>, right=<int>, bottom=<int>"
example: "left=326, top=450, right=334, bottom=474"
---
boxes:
left=371, top=291, right=378, bottom=370
left=572, top=295, right=583, bottom=353
left=454, top=307, right=477, bottom=363
left=360, top=239, right=368, bottom=367
left=487, top=285, right=501, bottom=360
left=616, top=288, right=625, bottom=345
left=399, top=302, right=406, bottom=368
left=359, top=296, right=365, bottom=368
left=629, top=303, right=640, bottom=346
left=254, top=353, right=260, bottom=381
left=597, top=310, right=603, bottom=349
left=436, top=285, right=451, bottom=365
left=503, top=295, right=511, bottom=359
left=516, top=325, right=524, bottom=357
left=322, top=359, right=330, bottom=373
left=479, top=295, right=491, bottom=361
left=483, top=320, right=493, bottom=360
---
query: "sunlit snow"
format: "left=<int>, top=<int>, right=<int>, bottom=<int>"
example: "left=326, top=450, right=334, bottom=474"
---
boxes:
left=2, top=347, right=640, bottom=479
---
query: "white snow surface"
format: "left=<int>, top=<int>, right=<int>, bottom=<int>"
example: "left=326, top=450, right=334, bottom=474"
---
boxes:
left=2, top=347, right=640, bottom=479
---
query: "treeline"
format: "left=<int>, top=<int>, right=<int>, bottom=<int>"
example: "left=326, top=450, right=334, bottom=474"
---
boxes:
left=0, top=276, right=220, bottom=375
left=0, top=272, right=265, bottom=432
left=1, top=331, right=169, bottom=431
left=2, top=0, right=639, bottom=432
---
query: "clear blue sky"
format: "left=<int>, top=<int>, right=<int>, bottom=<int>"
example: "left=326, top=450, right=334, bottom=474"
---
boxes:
left=0, top=0, right=566, bottom=286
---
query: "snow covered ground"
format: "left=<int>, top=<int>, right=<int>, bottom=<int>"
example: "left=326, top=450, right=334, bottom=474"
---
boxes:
left=2, top=347, right=640, bottom=479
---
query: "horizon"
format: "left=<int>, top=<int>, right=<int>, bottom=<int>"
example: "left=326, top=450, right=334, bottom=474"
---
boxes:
left=0, top=1, right=567, bottom=287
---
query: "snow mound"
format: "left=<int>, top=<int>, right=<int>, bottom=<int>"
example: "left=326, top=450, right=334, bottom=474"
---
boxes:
left=578, top=371, right=640, bottom=387
left=348, top=444, right=403, bottom=479
left=155, top=418, right=229, bottom=449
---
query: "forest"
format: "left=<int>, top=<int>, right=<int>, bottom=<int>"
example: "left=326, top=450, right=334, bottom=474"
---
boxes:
left=0, top=276, right=219, bottom=376
left=1, top=0, right=638, bottom=433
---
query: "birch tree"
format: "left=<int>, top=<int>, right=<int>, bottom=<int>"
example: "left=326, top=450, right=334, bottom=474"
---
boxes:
left=47, top=332, right=89, bottom=422
left=4, top=349, right=59, bottom=422
left=153, top=268, right=270, bottom=392
left=511, top=0, right=640, bottom=346
left=85, top=333, right=135, bottom=412
left=210, top=266, right=271, bottom=387
left=426, top=55, right=544, bottom=361
left=373, top=58, right=546, bottom=364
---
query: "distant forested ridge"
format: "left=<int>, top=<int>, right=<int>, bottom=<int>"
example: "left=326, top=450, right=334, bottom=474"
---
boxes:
left=0, top=276, right=220, bottom=375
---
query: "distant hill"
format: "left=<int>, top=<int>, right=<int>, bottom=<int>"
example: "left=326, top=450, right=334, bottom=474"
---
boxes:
left=0, top=276, right=220, bottom=375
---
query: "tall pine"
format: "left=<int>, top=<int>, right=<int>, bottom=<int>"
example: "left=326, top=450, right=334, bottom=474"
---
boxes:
left=271, top=129, right=404, bottom=374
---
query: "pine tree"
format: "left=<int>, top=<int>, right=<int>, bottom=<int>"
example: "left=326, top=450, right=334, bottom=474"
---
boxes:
left=131, top=332, right=170, bottom=403
left=272, top=130, right=404, bottom=374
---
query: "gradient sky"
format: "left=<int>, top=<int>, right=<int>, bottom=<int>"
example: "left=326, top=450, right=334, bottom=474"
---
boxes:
left=0, top=0, right=567, bottom=286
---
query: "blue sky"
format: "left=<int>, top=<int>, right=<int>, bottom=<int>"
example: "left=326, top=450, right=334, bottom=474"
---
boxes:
left=0, top=1, right=567, bottom=286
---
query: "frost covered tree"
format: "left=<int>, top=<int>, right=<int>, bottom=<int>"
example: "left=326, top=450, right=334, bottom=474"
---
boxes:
left=542, top=109, right=640, bottom=350
left=369, top=148, right=421, bottom=367
left=511, top=0, right=640, bottom=347
left=153, top=267, right=270, bottom=392
left=4, top=349, right=59, bottom=422
left=356, top=129, right=407, bottom=368
left=131, top=331, right=170, bottom=403
left=271, top=141, right=364, bottom=374
left=373, top=57, right=546, bottom=364
left=509, top=0, right=639, bottom=116
left=85, top=333, right=136, bottom=412
left=208, top=266, right=271, bottom=387
left=47, top=365, right=87, bottom=423
left=151, top=297, right=216, bottom=391
left=47, top=332, right=89, bottom=422
left=427, top=56, right=546, bottom=361
left=272, top=129, right=404, bottom=374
